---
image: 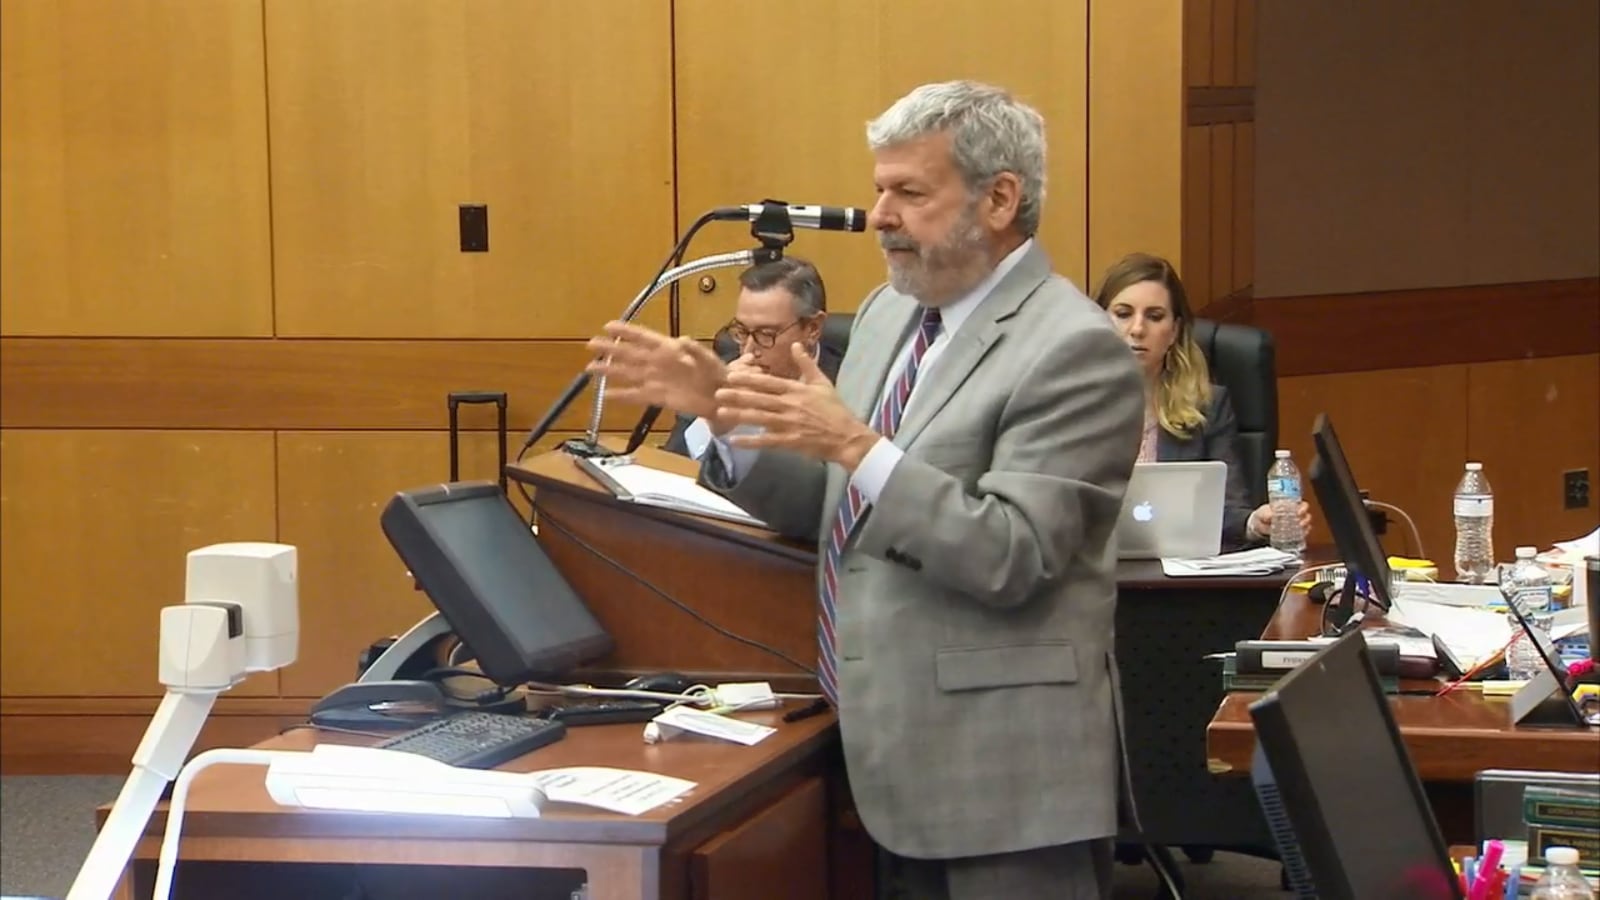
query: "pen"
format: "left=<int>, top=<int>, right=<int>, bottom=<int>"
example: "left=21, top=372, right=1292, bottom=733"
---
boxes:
left=1469, top=839, right=1504, bottom=900
left=782, top=698, right=829, bottom=723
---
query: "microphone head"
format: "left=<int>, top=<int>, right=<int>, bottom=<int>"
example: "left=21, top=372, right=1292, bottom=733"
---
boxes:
left=841, top=208, right=868, bottom=232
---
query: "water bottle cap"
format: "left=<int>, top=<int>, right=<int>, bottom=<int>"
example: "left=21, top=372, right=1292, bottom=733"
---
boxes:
left=1516, top=546, right=1537, bottom=558
left=1465, top=462, right=1483, bottom=471
left=1274, top=449, right=1291, bottom=459
left=1545, top=846, right=1580, bottom=866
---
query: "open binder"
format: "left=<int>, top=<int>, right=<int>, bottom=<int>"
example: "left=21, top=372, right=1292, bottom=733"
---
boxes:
left=576, top=455, right=767, bottom=529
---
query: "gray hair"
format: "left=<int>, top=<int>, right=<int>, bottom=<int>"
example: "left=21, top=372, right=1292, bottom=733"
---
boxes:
left=738, top=256, right=827, bottom=317
left=866, top=80, right=1047, bottom=236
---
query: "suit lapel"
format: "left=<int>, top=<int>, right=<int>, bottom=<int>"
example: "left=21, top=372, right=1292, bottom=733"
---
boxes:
left=844, top=301, right=920, bottom=422
left=893, top=245, right=1052, bottom=448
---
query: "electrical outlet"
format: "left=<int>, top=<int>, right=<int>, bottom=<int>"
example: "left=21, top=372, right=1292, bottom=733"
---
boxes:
left=1564, top=468, right=1590, bottom=510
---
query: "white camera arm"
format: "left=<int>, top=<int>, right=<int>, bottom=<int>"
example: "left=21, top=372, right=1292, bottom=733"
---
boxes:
left=66, top=543, right=299, bottom=900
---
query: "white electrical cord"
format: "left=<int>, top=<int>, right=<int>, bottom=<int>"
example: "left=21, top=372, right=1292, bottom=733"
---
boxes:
left=524, top=681, right=823, bottom=708
left=151, top=748, right=299, bottom=900
left=1366, top=499, right=1425, bottom=559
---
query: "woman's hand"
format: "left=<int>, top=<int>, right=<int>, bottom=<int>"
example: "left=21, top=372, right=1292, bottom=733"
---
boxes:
left=1249, top=500, right=1312, bottom=541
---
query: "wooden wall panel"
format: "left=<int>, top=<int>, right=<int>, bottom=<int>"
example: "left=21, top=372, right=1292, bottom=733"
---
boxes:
left=263, top=0, right=675, bottom=338
left=276, top=431, right=518, bottom=698
left=0, top=338, right=644, bottom=433
left=1089, top=0, right=1185, bottom=281
left=1254, top=0, right=1599, bottom=297
left=1182, top=0, right=1254, bottom=312
left=674, top=0, right=1089, bottom=339
left=1277, top=366, right=1471, bottom=561
left=1255, top=278, right=1600, bottom=377
left=1208, top=124, right=1235, bottom=302
left=1466, top=355, right=1600, bottom=554
left=0, top=430, right=279, bottom=696
left=1233, top=121, right=1255, bottom=297
left=1182, top=125, right=1213, bottom=303
left=0, top=0, right=272, bottom=337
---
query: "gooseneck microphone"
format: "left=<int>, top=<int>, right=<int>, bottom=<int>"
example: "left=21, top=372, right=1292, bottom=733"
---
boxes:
left=712, top=202, right=868, bottom=233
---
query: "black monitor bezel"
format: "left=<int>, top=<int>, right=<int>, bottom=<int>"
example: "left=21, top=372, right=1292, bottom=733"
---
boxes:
left=1249, top=632, right=1461, bottom=900
left=1310, top=413, right=1394, bottom=615
left=379, top=481, right=615, bottom=686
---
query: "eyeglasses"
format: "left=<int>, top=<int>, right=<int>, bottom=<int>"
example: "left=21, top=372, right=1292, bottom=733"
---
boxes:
left=721, top=318, right=803, bottom=349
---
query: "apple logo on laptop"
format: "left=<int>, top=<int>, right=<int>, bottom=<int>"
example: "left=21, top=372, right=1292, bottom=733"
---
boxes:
left=1132, top=501, right=1155, bottom=522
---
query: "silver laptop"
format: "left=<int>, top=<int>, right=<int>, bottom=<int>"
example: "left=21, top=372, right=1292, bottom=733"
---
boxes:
left=1115, top=460, right=1227, bottom=559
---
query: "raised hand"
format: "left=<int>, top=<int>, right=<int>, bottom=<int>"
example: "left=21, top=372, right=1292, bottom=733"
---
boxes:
left=585, top=321, right=726, bottom=419
left=715, top=344, right=880, bottom=469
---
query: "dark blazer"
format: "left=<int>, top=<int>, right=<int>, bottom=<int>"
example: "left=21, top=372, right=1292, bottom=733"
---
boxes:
left=1156, top=384, right=1259, bottom=549
left=660, top=344, right=844, bottom=456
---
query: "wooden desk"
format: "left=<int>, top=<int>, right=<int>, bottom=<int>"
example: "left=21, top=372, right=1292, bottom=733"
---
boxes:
left=116, top=709, right=842, bottom=900
left=1206, top=591, right=1600, bottom=781
left=506, top=446, right=819, bottom=689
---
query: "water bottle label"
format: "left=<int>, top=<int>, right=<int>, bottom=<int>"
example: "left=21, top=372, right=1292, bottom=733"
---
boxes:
left=1270, top=478, right=1301, bottom=500
left=1511, top=586, right=1552, bottom=615
left=1453, top=495, right=1492, bottom=517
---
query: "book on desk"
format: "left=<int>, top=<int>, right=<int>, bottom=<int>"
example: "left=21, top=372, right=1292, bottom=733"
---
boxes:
left=576, top=455, right=767, bottom=529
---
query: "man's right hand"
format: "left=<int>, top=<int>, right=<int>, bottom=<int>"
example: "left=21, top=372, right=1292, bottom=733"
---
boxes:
left=585, top=321, right=727, bottom=419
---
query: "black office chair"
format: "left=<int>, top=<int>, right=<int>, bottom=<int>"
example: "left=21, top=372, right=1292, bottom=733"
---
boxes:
left=1192, top=318, right=1278, bottom=508
left=712, top=311, right=854, bottom=362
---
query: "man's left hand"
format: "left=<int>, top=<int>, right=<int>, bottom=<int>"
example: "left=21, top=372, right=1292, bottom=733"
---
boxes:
left=716, top=344, right=880, bottom=470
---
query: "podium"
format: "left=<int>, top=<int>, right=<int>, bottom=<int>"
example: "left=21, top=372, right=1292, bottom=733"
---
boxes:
left=506, top=445, right=822, bottom=690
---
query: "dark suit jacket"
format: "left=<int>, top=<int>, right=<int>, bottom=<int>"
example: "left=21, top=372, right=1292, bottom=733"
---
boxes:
left=1156, top=385, right=1259, bottom=549
left=660, top=344, right=844, bottom=456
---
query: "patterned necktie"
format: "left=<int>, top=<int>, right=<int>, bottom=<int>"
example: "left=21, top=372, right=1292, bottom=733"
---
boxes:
left=817, top=307, right=943, bottom=705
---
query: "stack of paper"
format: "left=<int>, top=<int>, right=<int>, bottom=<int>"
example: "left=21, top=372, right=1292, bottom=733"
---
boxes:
left=1161, top=546, right=1300, bottom=577
left=1386, top=597, right=1512, bottom=669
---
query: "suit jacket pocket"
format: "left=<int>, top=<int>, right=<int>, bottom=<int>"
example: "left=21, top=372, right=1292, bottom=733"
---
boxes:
left=934, top=641, right=1079, bottom=692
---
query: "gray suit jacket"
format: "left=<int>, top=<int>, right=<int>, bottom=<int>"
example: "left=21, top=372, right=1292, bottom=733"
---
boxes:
left=704, top=244, right=1144, bottom=859
left=1156, top=386, right=1258, bottom=549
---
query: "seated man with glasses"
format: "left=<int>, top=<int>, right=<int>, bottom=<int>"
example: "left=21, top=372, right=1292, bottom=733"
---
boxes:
left=664, top=257, right=839, bottom=458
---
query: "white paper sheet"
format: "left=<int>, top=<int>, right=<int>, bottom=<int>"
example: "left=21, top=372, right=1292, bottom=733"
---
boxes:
left=528, top=766, right=697, bottom=816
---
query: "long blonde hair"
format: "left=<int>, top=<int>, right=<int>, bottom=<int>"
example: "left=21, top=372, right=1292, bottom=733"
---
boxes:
left=1093, top=253, right=1213, bottom=438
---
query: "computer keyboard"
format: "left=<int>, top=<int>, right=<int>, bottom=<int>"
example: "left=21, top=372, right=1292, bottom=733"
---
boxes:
left=374, top=710, right=567, bottom=769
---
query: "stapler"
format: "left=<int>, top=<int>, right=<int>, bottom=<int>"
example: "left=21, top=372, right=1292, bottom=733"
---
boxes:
left=310, top=679, right=449, bottom=731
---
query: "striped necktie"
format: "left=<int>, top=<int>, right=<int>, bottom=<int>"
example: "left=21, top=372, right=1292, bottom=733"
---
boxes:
left=816, top=306, right=942, bottom=705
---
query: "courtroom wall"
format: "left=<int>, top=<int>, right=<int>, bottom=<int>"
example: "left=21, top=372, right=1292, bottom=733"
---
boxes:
left=0, top=0, right=1183, bottom=772
left=1250, top=0, right=1600, bottom=562
left=1255, top=0, right=1599, bottom=296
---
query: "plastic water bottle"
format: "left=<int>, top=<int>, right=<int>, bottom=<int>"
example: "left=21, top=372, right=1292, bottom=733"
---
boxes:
left=1267, top=449, right=1305, bottom=556
left=1502, top=546, right=1555, bottom=681
left=1531, top=847, right=1596, bottom=899
left=1453, top=462, right=1494, bottom=583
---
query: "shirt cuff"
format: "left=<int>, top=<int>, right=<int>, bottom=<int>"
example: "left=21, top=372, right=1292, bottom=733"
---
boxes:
left=1246, top=507, right=1266, bottom=539
left=849, top=438, right=903, bottom=505
left=710, top=425, right=765, bottom=481
left=682, top=417, right=714, bottom=461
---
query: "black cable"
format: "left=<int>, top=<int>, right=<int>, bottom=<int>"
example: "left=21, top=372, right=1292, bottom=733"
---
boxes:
left=279, top=722, right=392, bottom=739
left=515, top=210, right=719, bottom=461
left=523, top=487, right=815, bottom=676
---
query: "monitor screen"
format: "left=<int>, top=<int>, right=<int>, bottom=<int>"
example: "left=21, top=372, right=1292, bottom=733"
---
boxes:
left=1248, top=631, right=1461, bottom=900
left=1311, top=413, right=1394, bottom=611
left=380, top=481, right=614, bottom=685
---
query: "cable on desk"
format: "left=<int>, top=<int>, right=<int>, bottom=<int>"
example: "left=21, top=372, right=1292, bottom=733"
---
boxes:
left=522, top=486, right=817, bottom=677
left=279, top=722, right=393, bottom=740
left=1367, top=499, right=1425, bottom=560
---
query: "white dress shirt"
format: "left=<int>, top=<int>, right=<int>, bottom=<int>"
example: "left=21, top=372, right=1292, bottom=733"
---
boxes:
left=709, top=239, right=1034, bottom=500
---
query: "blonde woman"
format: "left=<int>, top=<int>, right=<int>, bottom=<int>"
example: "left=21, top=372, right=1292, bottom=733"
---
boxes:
left=1094, top=252, right=1310, bottom=547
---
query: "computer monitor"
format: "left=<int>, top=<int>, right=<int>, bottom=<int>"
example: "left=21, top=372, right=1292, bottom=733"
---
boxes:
left=379, top=481, right=614, bottom=685
left=1248, top=631, right=1462, bottom=900
left=1310, top=413, right=1394, bottom=620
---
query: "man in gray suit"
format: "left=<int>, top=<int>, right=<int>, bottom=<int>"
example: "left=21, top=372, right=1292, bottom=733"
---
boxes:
left=587, top=81, right=1144, bottom=899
